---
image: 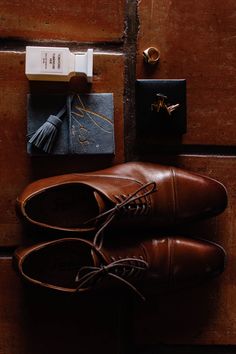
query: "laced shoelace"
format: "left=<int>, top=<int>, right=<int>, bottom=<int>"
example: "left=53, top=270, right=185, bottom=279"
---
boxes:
left=75, top=257, right=149, bottom=301
left=74, top=181, right=156, bottom=300
left=86, top=181, right=157, bottom=250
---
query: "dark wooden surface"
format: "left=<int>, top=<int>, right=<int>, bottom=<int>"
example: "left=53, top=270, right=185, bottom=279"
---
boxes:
left=0, top=0, right=125, bottom=42
left=0, top=0, right=236, bottom=353
left=136, top=0, right=236, bottom=147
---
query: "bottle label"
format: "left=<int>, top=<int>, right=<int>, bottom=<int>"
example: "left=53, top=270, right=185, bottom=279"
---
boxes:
left=41, top=51, right=63, bottom=73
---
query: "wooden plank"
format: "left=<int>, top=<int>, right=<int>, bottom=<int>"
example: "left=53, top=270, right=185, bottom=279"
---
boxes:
left=136, top=0, right=236, bottom=146
left=0, top=51, right=124, bottom=247
left=0, top=258, right=122, bottom=354
left=0, top=0, right=125, bottom=42
left=131, top=154, right=236, bottom=345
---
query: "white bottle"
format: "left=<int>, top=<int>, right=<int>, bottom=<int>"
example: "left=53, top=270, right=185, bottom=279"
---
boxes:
left=25, top=46, right=93, bottom=82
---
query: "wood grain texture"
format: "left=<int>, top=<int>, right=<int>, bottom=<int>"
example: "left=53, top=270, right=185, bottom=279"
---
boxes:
left=136, top=0, right=236, bottom=146
left=0, top=51, right=124, bottom=247
left=1, top=0, right=236, bottom=350
left=0, top=0, right=125, bottom=42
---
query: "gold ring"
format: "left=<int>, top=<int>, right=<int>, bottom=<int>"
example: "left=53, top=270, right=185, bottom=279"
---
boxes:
left=143, top=47, right=160, bottom=65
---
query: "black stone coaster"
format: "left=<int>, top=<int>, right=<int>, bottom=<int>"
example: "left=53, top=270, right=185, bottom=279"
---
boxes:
left=27, top=93, right=115, bottom=155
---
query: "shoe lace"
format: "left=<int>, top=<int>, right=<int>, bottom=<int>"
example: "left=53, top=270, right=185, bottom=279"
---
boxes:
left=86, top=181, right=157, bottom=250
left=75, top=257, right=149, bottom=301
left=74, top=181, right=156, bottom=300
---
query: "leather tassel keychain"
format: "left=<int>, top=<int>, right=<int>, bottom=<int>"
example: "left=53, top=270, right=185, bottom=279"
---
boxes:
left=27, top=104, right=67, bottom=153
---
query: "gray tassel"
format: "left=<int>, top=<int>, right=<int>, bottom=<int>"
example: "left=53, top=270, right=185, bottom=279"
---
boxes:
left=28, top=105, right=66, bottom=153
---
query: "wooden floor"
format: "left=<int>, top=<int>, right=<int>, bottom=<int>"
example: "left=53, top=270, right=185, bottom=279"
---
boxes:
left=1, top=0, right=236, bottom=353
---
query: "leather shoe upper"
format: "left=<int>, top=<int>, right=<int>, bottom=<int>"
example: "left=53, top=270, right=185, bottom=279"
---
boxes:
left=14, top=236, right=226, bottom=297
left=17, top=162, right=228, bottom=233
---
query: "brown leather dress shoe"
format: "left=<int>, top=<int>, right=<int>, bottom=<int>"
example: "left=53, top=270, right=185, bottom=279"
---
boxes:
left=14, top=236, right=226, bottom=298
left=17, top=162, right=227, bottom=233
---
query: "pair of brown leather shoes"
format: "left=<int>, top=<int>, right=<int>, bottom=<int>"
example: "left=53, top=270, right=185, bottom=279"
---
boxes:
left=14, top=162, right=228, bottom=299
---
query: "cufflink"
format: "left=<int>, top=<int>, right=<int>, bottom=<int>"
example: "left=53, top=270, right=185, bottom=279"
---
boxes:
left=151, top=93, right=180, bottom=116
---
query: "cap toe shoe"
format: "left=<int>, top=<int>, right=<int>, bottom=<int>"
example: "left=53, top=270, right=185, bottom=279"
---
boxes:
left=14, top=236, right=226, bottom=296
left=16, top=162, right=228, bottom=233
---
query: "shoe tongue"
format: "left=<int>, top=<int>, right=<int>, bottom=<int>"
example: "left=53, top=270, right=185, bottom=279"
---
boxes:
left=93, top=191, right=108, bottom=213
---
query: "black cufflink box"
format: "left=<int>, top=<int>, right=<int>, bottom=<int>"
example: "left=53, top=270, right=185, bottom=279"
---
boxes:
left=136, top=79, right=187, bottom=139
